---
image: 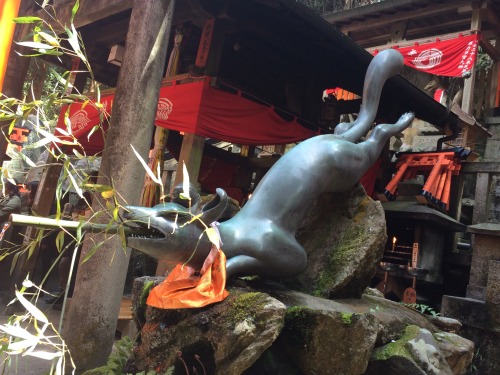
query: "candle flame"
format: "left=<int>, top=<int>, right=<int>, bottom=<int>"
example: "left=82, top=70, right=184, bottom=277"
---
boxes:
left=392, top=237, right=397, bottom=244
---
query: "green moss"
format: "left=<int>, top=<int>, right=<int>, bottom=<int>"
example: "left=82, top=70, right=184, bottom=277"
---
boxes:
left=284, top=306, right=316, bottom=346
left=371, top=325, right=421, bottom=361
left=314, top=226, right=364, bottom=297
left=226, top=292, right=267, bottom=325
left=341, top=312, right=353, bottom=325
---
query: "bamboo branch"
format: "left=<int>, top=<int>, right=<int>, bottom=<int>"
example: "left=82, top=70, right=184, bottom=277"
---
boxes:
left=9, top=214, right=144, bottom=235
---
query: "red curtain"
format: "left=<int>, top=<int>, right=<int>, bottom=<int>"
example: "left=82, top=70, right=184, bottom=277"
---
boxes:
left=55, top=76, right=317, bottom=155
left=373, top=33, right=479, bottom=77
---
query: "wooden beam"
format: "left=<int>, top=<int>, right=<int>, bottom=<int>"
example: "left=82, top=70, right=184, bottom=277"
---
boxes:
left=461, top=161, right=500, bottom=173
left=35, top=0, right=133, bottom=32
left=481, top=3, right=500, bottom=38
left=480, top=36, right=500, bottom=61
left=391, top=20, right=409, bottom=42
left=357, top=22, right=473, bottom=48
left=81, top=18, right=131, bottom=46
left=323, top=0, right=418, bottom=24
left=335, top=0, right=471, bottom=34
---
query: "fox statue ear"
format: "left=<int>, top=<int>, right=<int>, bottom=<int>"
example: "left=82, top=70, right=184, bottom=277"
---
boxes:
left=171, top=183, right=201, bottom=213
left=200, top=188, right=228, bottom=224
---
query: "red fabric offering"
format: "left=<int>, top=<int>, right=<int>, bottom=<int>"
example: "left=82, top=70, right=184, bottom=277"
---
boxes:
left=146, top=247, right=229, bottom=309
left=373, top=33, right=479, bottom=77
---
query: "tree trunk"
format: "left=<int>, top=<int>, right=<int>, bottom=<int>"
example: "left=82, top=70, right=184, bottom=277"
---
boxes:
left=63, top=0, right=175, bottom=371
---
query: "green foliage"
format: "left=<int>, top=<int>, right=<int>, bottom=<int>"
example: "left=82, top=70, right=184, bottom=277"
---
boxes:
left=475, top=47, right=493, bottom=71
left=402, top=303, right=440, bottom=317
left=466, top=347, right=482, bottom=374
left=340, top=312, right=353, bottom=325
left=100, top=336, right=134, bottom=375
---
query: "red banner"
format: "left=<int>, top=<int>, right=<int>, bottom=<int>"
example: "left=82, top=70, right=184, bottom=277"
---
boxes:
left=374, top=33, right=479, bottom=77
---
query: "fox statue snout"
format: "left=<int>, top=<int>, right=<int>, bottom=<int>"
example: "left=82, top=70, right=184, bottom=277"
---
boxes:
left=124, top=188, right=228, bottom=270
left=125, top=49, right=415, bottom=279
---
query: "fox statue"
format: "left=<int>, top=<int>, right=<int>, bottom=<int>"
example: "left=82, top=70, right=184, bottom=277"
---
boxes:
left=124, top=49, right=415, bottom=279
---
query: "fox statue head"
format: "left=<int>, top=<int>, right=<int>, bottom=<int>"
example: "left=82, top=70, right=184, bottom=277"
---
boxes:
left=124, top=188, right=228, bottom=270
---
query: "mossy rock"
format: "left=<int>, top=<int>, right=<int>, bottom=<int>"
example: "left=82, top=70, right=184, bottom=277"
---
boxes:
left=288, top=184, right=387, bottom=299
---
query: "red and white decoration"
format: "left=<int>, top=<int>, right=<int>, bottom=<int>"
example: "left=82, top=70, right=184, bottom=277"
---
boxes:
left=373, top=33, right=479, bottom=77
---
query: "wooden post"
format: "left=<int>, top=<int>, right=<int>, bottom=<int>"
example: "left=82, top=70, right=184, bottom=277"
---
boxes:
left=172, top=132, right=205, bottom=188
left=461, top=7, right=481, bottom=115
left=472, top=172, right=491, bottom=224
left=486, top=39, right=500, bottom=112
left=171, top=18, right=225, bottom=190
left=63, top=0, right=175, bottom=371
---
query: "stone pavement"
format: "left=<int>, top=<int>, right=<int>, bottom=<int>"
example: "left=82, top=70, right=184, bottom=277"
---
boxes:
left=0, top=299, right=65, bottom=375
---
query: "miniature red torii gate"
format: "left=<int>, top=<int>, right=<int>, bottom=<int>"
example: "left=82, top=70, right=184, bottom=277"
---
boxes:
left=384, top=151, right=465, bottom=210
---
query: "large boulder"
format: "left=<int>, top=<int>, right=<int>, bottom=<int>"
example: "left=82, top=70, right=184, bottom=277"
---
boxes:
left=288, top=184, right=387, bottom=299
left=130, top=283, right=285, bottom=375
left=365, top=325, right=474, bottom=375
left=128, top=279, right=474, bottom=375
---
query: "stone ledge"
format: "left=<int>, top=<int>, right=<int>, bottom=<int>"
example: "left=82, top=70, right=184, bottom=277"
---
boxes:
left=441, top=295, right=500, bottom=333
left=467, top=223, right=500, bottom=235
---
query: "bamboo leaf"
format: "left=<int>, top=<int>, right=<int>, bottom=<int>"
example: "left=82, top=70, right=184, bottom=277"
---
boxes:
left=81, top=241, right=105, bottom=264
left=36, top=126, right=64, bottom=144
left=52, top=68, right=73, bottom=91
left=55, top=231, right=65, bottom=253
left=82, top=183, right=114, bottom=193
left=113, top=207, right=119, bottom=222
left=26, top=350, right=63, bottom=360
left=205, top=227, right=220, bottom=248
left=7, top=339, right=38, bottom=352
left=87, top=125, right=99, bottom=140
left=16, top=41, right=55, bottom=50
left=72, top=148, right=85, bottom=159
left=13, top=150, right=36, bottom=167
left=0, top=324, right=37, bottom=341
left=68, top=93, right=88, bottom=101
left=38, top=31, right=60, bottom=47
left=119, top=225, right=127, bottom=251
left=13, top=16, right=43, bottom=24
left=70, top=0, right=80, bottom=23
left=182, top=162, right=190, bottom=200
left=10, top=251, right=20, bottom=274
left=56, top=355, right=63, bottom=375
left=54, top=126, right=70, bottom=137
left=15, top=290, right=49, bottom=323
left=66, top=168, right=83, bottom=197
left=105, top=200, right=114, bottom=212
left=131, top=144, right=161, bottom=184
left=101, top=190, right=114, bottom=199
left=27, top=240, right=38, bottom=260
